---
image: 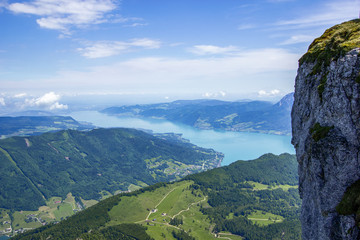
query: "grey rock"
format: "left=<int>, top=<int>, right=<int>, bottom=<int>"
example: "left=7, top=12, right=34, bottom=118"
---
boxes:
left=292, top=47, right=360, bottom=240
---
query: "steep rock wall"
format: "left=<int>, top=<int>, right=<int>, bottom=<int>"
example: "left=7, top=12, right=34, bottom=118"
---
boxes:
left=292, top=19, right=360, bottom=239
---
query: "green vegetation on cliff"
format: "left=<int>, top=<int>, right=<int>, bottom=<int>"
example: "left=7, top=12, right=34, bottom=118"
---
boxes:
left=336, top=179, right=360, bottom=227
left=309, top=123, right=334, bottom=142
left=300, top=19, right=360, bottom=68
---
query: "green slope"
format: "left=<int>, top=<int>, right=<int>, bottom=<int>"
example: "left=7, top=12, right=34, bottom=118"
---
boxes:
left=12, top=153, right=300, bottom=240
left=0, top=128, right=221, bottom=211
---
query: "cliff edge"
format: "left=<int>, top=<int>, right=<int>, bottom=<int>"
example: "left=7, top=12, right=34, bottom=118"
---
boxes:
left=292, top=19, right=360, bottom=239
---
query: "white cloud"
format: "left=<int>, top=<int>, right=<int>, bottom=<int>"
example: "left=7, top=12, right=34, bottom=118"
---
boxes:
left=0, top=97, right=5, bottom=106
left=188, top=45, right=239, bottom=55
left=258, top=89, right=281, bottom=97
left=78, top=38, right=161, bottom=58
left=202, top=91, right=227, bottom=98
left=125, top=22, right=148, bottom=27
left=238, top=24, right=256, bottom=30
left=279, top=34, right=315, bottom=45
left=14, top=93, right=27, bottom=98
left=1, top=48, right=298, bottom=98
left=7, top=0, right=119, bottom=33
left=25, top=92, right=68, bottom=110
left=275, top=0, right=359, bottom=29
left=130, top=38, right=161, bottom=49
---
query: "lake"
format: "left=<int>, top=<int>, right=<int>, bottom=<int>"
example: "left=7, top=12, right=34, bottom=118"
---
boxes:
left=69, top=111, right=295, bottom=166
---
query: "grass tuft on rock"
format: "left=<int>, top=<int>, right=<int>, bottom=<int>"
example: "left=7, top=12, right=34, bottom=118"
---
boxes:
left=336, top=179, right=360, bottom=226
left=299, top=19, right=360, bottom=74
left=309, top=123, right=334, bottom=142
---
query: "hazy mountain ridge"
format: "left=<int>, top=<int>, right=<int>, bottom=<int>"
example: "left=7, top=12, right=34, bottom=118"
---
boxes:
left=12, top=153, right=300, bottom=240
left=101, top=93, right=294, bottom=135
left=0, top=116, right=94, bottom=139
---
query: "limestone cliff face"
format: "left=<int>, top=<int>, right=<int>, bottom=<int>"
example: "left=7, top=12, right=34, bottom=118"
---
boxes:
left=292, top=19, right=360, bottom=239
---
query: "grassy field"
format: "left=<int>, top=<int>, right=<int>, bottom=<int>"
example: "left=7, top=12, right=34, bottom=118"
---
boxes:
left=6, top=179, right=296, bottom=238
left=178, top=199, right=215, bottom=239
left=8, top=192, right=85, bottom=232
left=142, top=180, right=216, bottom=239
left=12, top=211, right=43, bottom=230
left=81, top=198, right=98, bottom=208
left=106, top=180, right=217, bottom=239
left=218, top=232, right=244, bottom=240
left=246, top=181, right=298, bottom=191
left=108, top=182, right=189, bottom=225
left=147, top=181, right=199, bottom=220
left=0, top=209, right=11, bottom=232
left=145, top=223, right=177, bottom=239
left=247, top=210, right=284, bottom=226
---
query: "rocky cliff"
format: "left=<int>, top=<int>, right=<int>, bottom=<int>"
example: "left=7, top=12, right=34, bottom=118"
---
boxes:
left=292, top=19, right=360, bottom=239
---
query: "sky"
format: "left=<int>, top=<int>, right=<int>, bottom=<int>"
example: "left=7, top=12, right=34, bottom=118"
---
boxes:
left=0, top=0, right=359, bottom=112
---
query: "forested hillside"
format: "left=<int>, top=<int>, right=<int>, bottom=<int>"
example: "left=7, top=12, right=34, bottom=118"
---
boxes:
left=186, top=153, right=300, bottom=239
left=12, top=153, right=300, bottom=240
left=0, top=128, right=221, bottom=211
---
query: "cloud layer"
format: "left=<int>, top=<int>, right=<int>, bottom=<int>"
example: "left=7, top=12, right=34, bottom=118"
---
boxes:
left=188, top=45, right=239, bottom=55
left=275, top=0, right=359, bottom=29
left=7, top=0, right=118, bottom=33
left=1, top=47, right=299, bottom=98
left=78, top=38, right=162, bottom=58
left=0, top=92, right=68, bottom=114
left=25, top=92, right=68, bottom=110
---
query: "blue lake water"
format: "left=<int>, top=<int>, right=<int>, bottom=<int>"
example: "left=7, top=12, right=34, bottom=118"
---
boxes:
left=69, top=111, right=295, bottom=166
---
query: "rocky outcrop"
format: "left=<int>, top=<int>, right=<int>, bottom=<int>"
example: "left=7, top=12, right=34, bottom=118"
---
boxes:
left=292, top=19, right=360, bottom=239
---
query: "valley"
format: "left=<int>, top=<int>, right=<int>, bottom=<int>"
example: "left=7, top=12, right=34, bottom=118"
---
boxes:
left=11, top=153, right=301, bottom=240
left=0, top=127, right=222, bottom=237
left=0, top=95, right=297, bottom=239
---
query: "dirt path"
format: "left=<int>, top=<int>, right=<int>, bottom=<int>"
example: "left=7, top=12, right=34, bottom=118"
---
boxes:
left=248, top=217, right=282, bottom=222
left=142, top=186, right=179, bottom=221
left=171, top=196, right=207, bottom=219
left=215, top=232, right=243, bottom=240
left=24, top=138, right=31, bottom=147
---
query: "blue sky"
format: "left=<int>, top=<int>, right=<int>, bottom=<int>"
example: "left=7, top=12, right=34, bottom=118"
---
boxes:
left=0, top=0, right=359, bottom=111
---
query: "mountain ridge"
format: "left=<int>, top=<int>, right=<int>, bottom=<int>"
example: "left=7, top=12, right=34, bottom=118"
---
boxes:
left=0, top=116, right=94, bottom=139
left=101, top=93, right=294, bottom=135
left=0, top=128, right=221, bottom=212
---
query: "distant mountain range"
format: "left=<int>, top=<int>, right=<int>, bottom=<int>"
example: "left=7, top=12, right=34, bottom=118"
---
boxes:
left=12, top=153, right=300, bottom=240
left=0, top=116, right=94, bottom=139
left=101, top=93, right=294, bottom=135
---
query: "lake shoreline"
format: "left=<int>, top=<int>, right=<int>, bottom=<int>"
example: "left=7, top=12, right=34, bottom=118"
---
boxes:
left=68, top=111, right=295, bottom=166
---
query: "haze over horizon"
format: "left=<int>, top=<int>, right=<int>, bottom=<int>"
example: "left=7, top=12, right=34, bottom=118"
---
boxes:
left=0, top=0, right=358, bottom=112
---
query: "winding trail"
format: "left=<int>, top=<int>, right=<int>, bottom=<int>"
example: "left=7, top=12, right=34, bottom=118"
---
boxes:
left=171, top=196, right=207, bottom=219
left=142, top=186, right=179, bottom=221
